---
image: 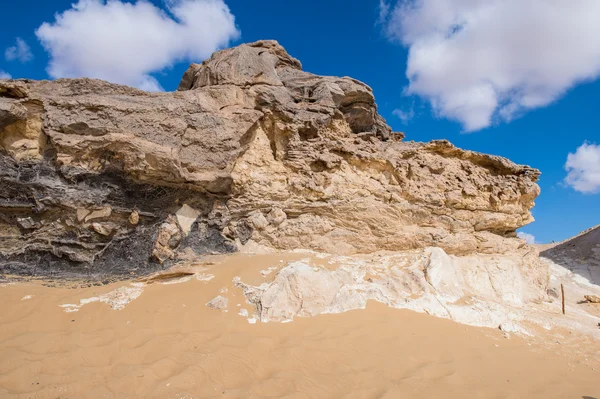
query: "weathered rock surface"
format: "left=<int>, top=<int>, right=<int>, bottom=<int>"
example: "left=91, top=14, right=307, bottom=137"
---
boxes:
left=233, top=248, right=548, bottom=330
left=206, top=295, right=228, bottom=311
left=584, top=295, right=600, bottom=304
left=0, top=40, right=541, bottom=277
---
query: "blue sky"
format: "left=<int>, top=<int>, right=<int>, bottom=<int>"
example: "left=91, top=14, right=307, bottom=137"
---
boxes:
left=1, top=0, right=599, bottom=243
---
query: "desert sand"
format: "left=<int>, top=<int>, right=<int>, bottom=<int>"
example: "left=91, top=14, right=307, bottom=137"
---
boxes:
left=1, top=253, right=598, bottom=399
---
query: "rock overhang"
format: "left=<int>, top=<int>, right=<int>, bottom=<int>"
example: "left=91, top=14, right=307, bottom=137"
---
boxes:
left=0, top=39, right=541, bottom=276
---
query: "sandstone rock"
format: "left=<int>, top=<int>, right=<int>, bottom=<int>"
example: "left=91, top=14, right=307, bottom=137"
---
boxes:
left=128, top=210, right=139, bottom=226
left=584, top=295, right=600, bottom=304
left=91, top=222, right=114, bottom=236
left=140, top=270, right=195, bottom=284
left=85, top=207, right=112, bottom=222
left=176, top=204, right=201, bottom=236
left=152, top=216, right=182, bottom=264
left=0, top=99, right=44, bottom=161
left=0, top=40, right=541, bottom=276
left=267, top=208, right=287, bottom=226
left=76, top=209, right=91, bottom=223
left=16, top=217, right=36, bottom=229
left=206, top=295, right=228, bottom=311
left=247, top=211, right=269, bottom=231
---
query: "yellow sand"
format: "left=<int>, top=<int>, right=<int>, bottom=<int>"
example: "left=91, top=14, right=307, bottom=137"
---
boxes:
left=0, top=254, right=599, bottom=399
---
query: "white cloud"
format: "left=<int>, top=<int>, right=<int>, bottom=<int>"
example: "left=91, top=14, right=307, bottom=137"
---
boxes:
left=5, top=38, right=34, bottom=63
left=377, top=0, right=391, bottom=25
left=381, top=0, right=600, bottom=131
left=36, top=0, right=240, bottom=91
left=564, top=142, right=600, bottom=194
left=0, top=70, right=11, bottom=79
left=392, top=106, right=414, bottom=124
left=517, top=232, right=536, bottom=245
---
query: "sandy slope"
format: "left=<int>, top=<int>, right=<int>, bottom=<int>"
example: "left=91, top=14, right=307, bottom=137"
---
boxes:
left=539, top=225, right=600, bottom=324
left=1, top=254, right=599, bottom=399
left=540, top=225, right=600, bottom=285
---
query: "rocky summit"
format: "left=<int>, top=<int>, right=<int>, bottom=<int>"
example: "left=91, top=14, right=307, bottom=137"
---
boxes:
left=1, top=40, right=541, bottom=279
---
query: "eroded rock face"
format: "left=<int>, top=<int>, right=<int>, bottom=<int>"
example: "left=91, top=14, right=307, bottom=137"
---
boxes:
left=233, top=248, right=548, bottom=329
left=0, top=40, right=540, bottom=276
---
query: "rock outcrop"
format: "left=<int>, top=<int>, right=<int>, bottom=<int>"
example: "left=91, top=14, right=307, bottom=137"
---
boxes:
left=0, top=40, right=541, bottom=277
left=233, top=248, right=547, bottom=329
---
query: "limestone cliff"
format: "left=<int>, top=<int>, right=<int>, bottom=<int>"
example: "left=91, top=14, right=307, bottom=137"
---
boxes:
left=0, top=40, right=541, bottom=277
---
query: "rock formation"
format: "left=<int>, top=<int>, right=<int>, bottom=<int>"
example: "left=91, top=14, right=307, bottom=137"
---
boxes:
left=1, top=40, right=541, bottom=279
left=233, top=249, right=547, bottom=329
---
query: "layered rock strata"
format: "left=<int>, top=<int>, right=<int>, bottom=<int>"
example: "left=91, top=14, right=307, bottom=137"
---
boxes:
left=0, top=40, right=541, bottom=279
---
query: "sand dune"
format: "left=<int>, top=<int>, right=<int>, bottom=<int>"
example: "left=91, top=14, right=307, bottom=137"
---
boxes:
left=1, top=254, right=599, bottom=399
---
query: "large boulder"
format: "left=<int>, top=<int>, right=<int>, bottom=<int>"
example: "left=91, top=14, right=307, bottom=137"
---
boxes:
left=0, top=40, right=541, bottom=277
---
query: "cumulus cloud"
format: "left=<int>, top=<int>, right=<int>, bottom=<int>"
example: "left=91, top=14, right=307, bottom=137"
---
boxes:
left=564, top=142, right=600, bottom=194
left=36, top=0, right=240, bottom=91
left=381, top=0, right=600, bottom=131
left=5, top=38, right=34, bottom=63
left=0, top=70, right=11, bottom=79
left=517, top=232, right=536, bottom=245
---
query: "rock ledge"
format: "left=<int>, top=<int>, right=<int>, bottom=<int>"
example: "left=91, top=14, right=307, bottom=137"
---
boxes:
left=0, top=40, right=540, bottom=276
